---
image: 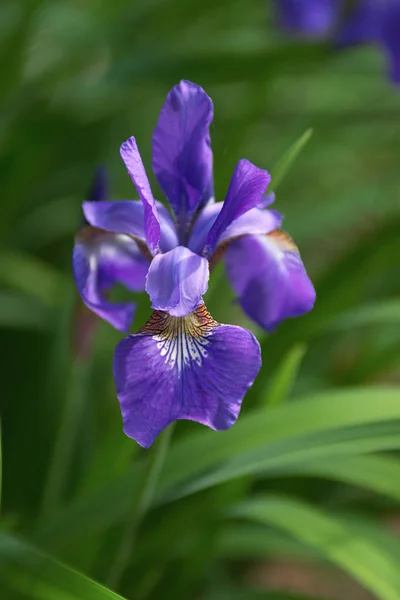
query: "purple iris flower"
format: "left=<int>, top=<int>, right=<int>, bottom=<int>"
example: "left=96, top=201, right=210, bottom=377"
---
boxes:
left=274, top=0, right=340, bottom=38
left=275, top=0, right=400, bottom=85
left=73, top=80, right=315, bottom=448
left=336, top=0, right=400, bottom=84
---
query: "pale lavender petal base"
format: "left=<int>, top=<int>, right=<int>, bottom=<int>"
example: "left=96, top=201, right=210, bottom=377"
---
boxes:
left=114, top=306, right=261, bottom=448
left=145, top=246, right=209, bottom=317
left=225, top=233, right=316, bottom=332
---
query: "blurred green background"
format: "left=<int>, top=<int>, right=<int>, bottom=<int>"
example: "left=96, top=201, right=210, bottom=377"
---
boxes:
left=2, top=1, right=400, bottom=599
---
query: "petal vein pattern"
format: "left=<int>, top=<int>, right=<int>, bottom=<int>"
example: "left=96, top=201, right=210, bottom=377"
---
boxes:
left=143, top=305, right=216, bottom=372
left=114, top=304, right=261, bottom=447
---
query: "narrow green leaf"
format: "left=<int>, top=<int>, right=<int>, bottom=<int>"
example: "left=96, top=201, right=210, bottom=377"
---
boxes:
left=0, top=533, right=126, bottom=600
left=106, top=424, right=175, bottom=590
left=0, top=291, right=52, bottom=332
left=270, top=129, right=313, bottom=191
left=286, top=454, right=400, bottom=503
left=161, top=424, right=400, bottom=502
left=0, top=252, right=68, bottom=307
left=41, top=361, right=92, bottom=514
left=330, top=300, right=400, bottom=331
left=157, top=389, right=400, bottom=498
left=216, top=524, right=315, bottom=561
left=32, top=389, right=400, bottom=549
left=265, top=344, right=307, bottom=407
left=231, top=496, right=400, bottom=600
left=15, top=196, right=79, bottom=251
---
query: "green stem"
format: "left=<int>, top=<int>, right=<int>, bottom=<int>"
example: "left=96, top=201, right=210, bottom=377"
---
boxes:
left=41, top=360, right=90, bottom=514
left=106, top=424, right=175, bottom=591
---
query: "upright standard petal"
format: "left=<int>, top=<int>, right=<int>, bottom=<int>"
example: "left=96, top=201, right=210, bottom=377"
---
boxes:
left=152, top=80, right=214, bottom=222
left=205, top=159, right=271, bottom=257
left=276, top=0, right=340, bottom=38
left=146, top=246, right=209, bottom=317
left=73, top=227, right=149, bottom=332
left=114, top=305, right=261, bottom=448
left=120, top=137, right=160, bottom=254
left=225, top=232, right=315, bottom=332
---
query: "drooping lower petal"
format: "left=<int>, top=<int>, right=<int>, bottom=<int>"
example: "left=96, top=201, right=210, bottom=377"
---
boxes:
left=205, top=159, right=271, bottom=257
left=73, top=227, right=149, bottom=332
left=152, top=80, right=214, bottom=223
left=120, top=137, right=161, bottom=254
left=114, top=304, right=261, bottom=448
left=225, top=232, right=315, bottom=332
left=276, top=0, right=340, bottom=38
left=145, top=246, right=209, bottom=317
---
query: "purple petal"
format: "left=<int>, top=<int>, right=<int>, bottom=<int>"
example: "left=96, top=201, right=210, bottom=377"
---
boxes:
left=73, top=227, right=149, bottom=332
left=336, top=0, right=400, bottom=85
left=152, top=80, right=214, bottom=221
left=259, top=192, right=276, bottom=209
left=276, top=0, right=340, bottom=38
left=205, top=159, right=271, bottom=257
left=335, top=0, right=378, bottom=46
left=114, top=304, right=261, bottom=448
left=87, top=166, right=108, bottom=203
left=188, top=204, right=282, bottom=255
left=83, top=200, right=178, bottom=253
left=220, top=208, right=283, bottom=244
left=120, top=137, right=160, bottom=254
left=225, top=232, right=316, bottom=332
left=380, top=1, right=400, bottom=84
left=188, top=203, right=222, bottom=254
left=145, top=246, right=209, bottom=317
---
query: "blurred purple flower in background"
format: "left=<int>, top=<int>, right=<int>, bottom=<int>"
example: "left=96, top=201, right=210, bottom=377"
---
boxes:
left=275, top=0, right=340, bottom=38
left=73, top=80, right=315, bottom=447
left=275, top=0, right=400, bottom=84
left=337, top=0, right=400, bottom=84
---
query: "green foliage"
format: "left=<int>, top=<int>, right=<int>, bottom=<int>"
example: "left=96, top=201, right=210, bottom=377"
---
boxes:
left=0, top=533, right=126, bottom=600
left=1, top=1, right=400, bottom=599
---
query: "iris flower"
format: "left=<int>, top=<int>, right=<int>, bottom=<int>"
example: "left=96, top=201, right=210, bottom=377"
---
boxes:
left=274, top=0, right=340, bottom=38
left=336, top=0, right=400, bottom=85
left=73, top=81, right=315, bottom=448
left=275, top=0, right=400, bottom=84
